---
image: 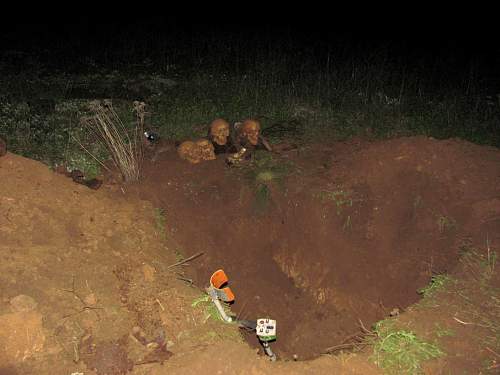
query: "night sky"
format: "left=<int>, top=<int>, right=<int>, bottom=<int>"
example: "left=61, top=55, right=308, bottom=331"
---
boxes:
left=1, top=9, right=499, bottom=87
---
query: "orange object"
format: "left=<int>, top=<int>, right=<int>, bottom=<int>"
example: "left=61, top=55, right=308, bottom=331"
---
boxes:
left=210, top=269, right=229, bottom=288
left=210, top=269, right=235, bottom=302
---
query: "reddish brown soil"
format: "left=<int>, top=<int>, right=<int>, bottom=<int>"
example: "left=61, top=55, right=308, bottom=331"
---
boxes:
left=130, top=136, right=500, bottom=361
left=1, top=135, right=499, bottom=374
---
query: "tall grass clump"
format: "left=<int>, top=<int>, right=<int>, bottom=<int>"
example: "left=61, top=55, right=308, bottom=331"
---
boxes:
left=371, top=320, right=444, bottom=374
left=79, top=99, right=145, bottom=182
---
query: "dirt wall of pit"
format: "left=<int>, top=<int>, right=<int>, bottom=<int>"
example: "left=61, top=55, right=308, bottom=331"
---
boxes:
left=131, top=136, right=500, bottom=359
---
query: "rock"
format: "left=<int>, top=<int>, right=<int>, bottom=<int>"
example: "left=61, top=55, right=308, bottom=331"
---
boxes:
left=10, top=294, right=38, bottom=313
left=84, top=293, right=97, bottom=306
left=146, top=342, right=159, bottom=350
left=142, top=264, right=156, bottom=282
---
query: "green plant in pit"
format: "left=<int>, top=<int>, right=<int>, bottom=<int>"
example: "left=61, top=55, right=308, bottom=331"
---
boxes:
left=191, top=294, right=233, bottom=323
left=459, top=243, right=497, bottom=283
left=434, top=323, right=455, bottom=338
left=418, top=274, right=453, bottom=298
left=236, top=151, right=293, bottom=213
left=314, top=188, right=353, bottom=215
left=436, top=215, right=456, bottom=233
left=372, top=320, right=444, bottom=374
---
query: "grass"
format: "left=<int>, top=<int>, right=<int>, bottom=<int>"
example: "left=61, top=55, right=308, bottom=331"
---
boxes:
left=434, top=323, right=455, bottom=338
left=457, top=246, right=499, bottom=350
left=436, top=215, right=456, bottom=234
left=191, top=293, right=234, bottom=323
left=459, top=244, right=497, bottom=284
left=79, top=99, right=144, bottom=182
left=369, top=244, right=498, bottom=374
left=314, top=187, right=354, bottom=215
left=0, top=35, right=499, bottom=172
left=418, top=274, right=454, bottom=298
left=371, top=320, right=445, bottom=374
left=313, top=186, right=359, bottom=230
left=233, top=150, right=293, bottom=214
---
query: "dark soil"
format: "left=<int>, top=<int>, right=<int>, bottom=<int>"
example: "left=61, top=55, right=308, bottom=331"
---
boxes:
left=129, top=136, right=500, bottom=360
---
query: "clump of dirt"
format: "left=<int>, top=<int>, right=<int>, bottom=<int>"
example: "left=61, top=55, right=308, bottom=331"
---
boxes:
left=82, top=336, right=133, bottom=375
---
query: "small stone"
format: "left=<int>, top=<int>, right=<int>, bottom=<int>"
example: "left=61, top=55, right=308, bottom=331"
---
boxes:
left=390, top=307, right=400, bottom=317
left=146, top=342, right=159, bottom=350
left=142, top=264, right=156, bottom=282
left=84, top=293, right=97, bottom=306
left=10, top=294, right=38, bottom=312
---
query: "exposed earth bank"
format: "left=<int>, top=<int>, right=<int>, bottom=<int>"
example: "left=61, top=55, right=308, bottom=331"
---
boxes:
left=0, top=135, right=499, bottom=374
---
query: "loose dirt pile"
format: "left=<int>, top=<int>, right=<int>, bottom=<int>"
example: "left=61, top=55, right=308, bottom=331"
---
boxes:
left=1, top=135, right=499, bottom=374
left=0, top=151, right=379, bottom=374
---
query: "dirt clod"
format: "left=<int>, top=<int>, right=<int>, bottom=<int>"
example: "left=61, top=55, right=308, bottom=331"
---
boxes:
left=83, top=338, right=134, bottom=375
left=9, top=294, right=38, bottom=313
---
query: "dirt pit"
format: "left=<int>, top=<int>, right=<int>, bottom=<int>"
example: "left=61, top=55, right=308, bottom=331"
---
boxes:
left=130, top=136, right=500, bottom=360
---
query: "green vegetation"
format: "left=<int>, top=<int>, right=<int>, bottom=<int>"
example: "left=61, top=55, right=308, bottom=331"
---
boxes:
left=191, top=294, right=233, bottom=323
left=313, top=186, right=358, bottom=230
left=457, top=246, right=499, bottom=351
left=418, top=274, right=454, bottom=298
left=434, top=323, right=455, bottom=338
left=372, top=320, right=445, bottom=374
left=459, top=244, right=497, bottom=284
left=436, top=215, right=457, bottom=234
left=235, top=151, right=293, bottom=213
left=314, top=187, right=354, bottom=215
left=0, top=38, right=498, bottom=170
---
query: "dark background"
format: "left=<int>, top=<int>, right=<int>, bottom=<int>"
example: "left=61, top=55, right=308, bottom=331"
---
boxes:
left=1, top=10, right=499, bottom=93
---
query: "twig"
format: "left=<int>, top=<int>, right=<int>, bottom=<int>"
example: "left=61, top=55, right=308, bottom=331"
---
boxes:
left=167, top=252, right=204, bottom=269
left=453, top=316, right=473, bottom=325
left=156, top=298, right=165, bottom=311
left=176, top=276, right=194, bottom=285
left=358, top=319, right=373, bottom=335
left=485, top=346, right=500, bottom=358
left=62, top=306, right=104, bottom=319
left=323, top=320, right=375, bottom=354
left=323, top=342, right=369, bottom=354
left=73, top=339, right=80, bottom=363
left=71, top=134, right=112, bottom=172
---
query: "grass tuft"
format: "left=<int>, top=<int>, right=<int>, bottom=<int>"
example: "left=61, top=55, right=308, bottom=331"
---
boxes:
left=191, top=294, right=233, bottom=323
left=79, top=99, right=144, bottom=182
left=418, top=274, right=453, bottom=298
left=372, top=320, right=444, bottom=374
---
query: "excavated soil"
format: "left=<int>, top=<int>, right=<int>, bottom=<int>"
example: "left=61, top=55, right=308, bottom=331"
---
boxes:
left=130, top=136, right=500, bottom=360
left=0, top=135, right=499, bottom=374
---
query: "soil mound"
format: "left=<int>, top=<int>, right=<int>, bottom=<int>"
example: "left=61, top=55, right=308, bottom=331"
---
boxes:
left=0, top=152, right=379, bottom=374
